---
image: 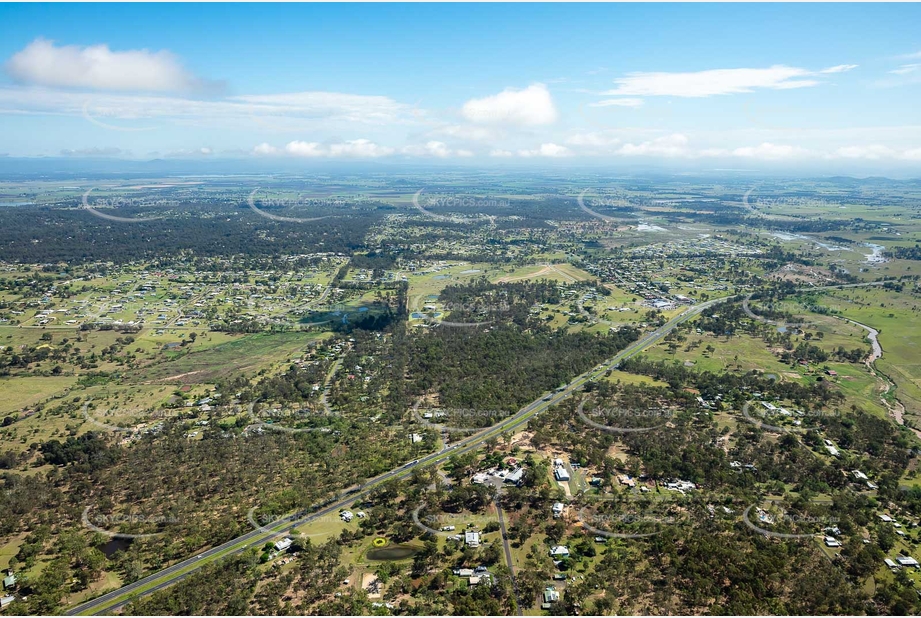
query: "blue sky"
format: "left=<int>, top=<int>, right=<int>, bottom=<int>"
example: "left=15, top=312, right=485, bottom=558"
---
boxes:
left=1, top=3, right=920, bottom=173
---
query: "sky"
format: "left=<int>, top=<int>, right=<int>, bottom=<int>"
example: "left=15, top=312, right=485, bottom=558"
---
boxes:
left=1, top=2, right=920, bottom=174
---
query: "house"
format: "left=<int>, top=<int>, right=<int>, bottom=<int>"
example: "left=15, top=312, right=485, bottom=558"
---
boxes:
left=505, top=467, right=525, bottom=485
left=552, top=502, right=565, bottom=518
left=824, top=537, right=841, bottom=548
left=1, top=596, right=14, bottom=610
left=825, top=369, right=838, bottom=377
left=852, top=470, right=869, bottom=481
left=465, top=531, right=480, bottom=547
left=825, top=444, right=840, bottom=457
left=618, top=474, right=636, bottom=487
left=885, top=558, right=898, bottom=569
left=543, top=586, right=561, bottom=603
left=356, top=511, right=366, bottom=518
left=879, top=514, right=894, bottom=522
left=274, top=538, right=293, bottom=552
left=867, top=481, right=879, bottom=490
left=455, top=568, right=474, bottom=578
left=340, top=510, right=354, bottom=522
left=468, top=575, right=482, bottom=585
left=1, top=575, right=14, bottom=591
left=897, top=556, right=920, bottom=568
left=550, top=545, right=570, bottom=557
left=554, top=466, right=571, bottom=482
left=471, top=473, right=490, bottom=485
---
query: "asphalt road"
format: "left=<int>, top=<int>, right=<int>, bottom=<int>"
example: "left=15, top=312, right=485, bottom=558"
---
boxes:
left=67, top=282, right=883, bottom=615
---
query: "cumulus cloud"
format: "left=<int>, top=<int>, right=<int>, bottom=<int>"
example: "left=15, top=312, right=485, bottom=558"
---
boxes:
left=517, top=143, right=570, bottom=158
left=730, top=142, right=808, bottom=160
left=462, top=83, right=558, bottom=126
left=281, top=139, right=394, bottom=158
left=253, top=142, right=281, bottom=156
left=831, top=145, right=896, bottom=160
left=402, top=140, right=453, bottom=158
left=602, top=65, right=822, bottom=98
left=5, top=38, right=217, bottom=93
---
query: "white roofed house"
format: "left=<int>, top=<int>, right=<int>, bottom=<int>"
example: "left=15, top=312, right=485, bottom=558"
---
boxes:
left=552, top=502, right=565, bottom=518
left=550, top=545, right=570, bottom=557
left=465, top=531, right=480, bottom=547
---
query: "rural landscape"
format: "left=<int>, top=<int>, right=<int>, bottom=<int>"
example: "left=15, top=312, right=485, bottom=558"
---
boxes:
left=0, top=173, right=920, bottom=615
left=2, top=2, right=921, bottom=616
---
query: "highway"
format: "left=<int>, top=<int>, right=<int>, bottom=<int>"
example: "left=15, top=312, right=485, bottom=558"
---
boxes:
left=70, top=284, right=870, bottom=615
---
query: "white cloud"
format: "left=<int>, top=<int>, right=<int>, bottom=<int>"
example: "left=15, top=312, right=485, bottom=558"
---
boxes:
left=285, top=141, right=326, bottom=157
left=616, top=134, right=690, bottom=157
left=903, top=148, right=921, bottom=160
left=402, top=140, right=452, bottom=158
left=589, top=98, right=644, bottom=108
left=517, top=143, right=570, bottom=158
left=5, top=38, right=215, bottom=93
left=462, top=83, right=558, bottom=126
left=602, top=65, right=821, bottom=98
left=328, top=139, right=394, bottom=158
left=282, top=139, right=393, bottom=158
left=0, top=86, right=415, bottom=130
left=489, top=149, right=513, bottom=158
left=831, top=145, right=896, bottom=160
left=889, top=63, right=921, bottom=75
left=730, top=142, right=808, bottom=160
left=253, top=143, right=281, bottom=156
left=820, top=64, right=858, bottom=74
left=456, top=149, right=474, bottom=158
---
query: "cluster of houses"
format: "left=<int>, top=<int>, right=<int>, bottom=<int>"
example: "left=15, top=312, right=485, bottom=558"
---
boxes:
left=453, top=565, right=491, bottom=586
left=553, top=458, right=571, bottom=482
left=471, top=465, right=526, bottom=487
left=2, top=572, right=16, bottom=611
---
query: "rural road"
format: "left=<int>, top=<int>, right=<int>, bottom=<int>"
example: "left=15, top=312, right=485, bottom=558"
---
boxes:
left=66, top=280, right=885, bottom=615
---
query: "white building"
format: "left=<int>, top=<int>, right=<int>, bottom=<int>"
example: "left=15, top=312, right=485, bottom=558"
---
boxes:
left=465, top=531, right=480, bottom=547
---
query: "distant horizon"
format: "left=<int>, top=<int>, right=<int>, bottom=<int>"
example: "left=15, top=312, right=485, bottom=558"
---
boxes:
left=1, top=3, right=921, bottom=175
